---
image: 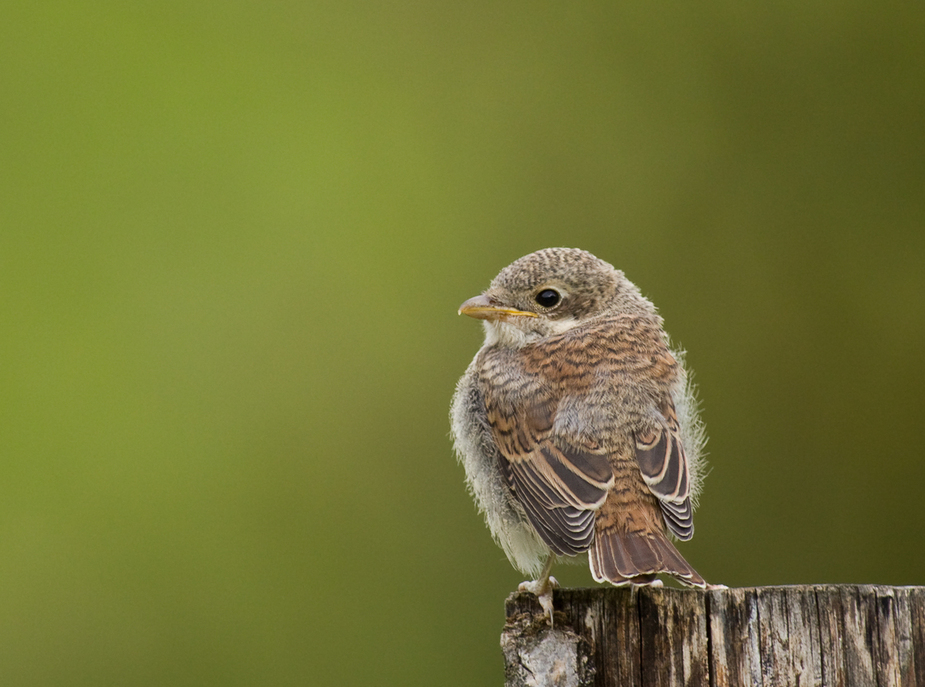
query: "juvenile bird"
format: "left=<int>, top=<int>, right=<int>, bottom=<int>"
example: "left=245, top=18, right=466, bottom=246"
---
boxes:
left=450, top=248, right=715, bottom=622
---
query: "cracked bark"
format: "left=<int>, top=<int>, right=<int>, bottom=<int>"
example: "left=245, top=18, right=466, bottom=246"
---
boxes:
left=502, top=585, right=925, bottom=687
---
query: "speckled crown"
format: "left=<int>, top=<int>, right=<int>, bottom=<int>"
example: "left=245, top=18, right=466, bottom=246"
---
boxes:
left=490, top=248, right=615, bottom=293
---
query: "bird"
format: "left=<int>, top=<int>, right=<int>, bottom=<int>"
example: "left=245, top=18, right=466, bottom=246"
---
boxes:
left=450, top=247, right=717, bottom=623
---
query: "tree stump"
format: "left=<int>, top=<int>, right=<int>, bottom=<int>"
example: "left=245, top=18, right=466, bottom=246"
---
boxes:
left=502, top=585, right=925, bottom=687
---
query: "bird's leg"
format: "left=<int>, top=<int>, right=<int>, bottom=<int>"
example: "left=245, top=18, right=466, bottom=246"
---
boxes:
left=518, top=555, right=559, bottom=626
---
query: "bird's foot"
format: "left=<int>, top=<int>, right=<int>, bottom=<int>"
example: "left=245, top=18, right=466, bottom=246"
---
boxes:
left=705, top=582, right=728, bottom=591
left=518, top=576, right=560, bottom=626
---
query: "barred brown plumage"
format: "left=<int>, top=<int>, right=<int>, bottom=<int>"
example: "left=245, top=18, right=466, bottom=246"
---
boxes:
left=450, top=248, right=721, bottom=624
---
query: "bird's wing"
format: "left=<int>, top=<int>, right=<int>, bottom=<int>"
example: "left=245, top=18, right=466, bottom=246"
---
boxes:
left=634, top=398, right=694, bottom=540
left=486, top=381, right=614, bottom=556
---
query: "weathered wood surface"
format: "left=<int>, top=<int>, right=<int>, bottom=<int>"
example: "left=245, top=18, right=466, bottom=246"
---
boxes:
left=503, top=585, right=925, bottom=687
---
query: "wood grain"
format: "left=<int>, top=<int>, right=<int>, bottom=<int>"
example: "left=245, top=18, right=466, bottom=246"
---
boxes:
left=502, top=585, right=925, bottom=687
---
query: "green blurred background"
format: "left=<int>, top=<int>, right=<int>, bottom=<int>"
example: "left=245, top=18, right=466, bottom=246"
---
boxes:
left=2, top=2, right=923, bottom=684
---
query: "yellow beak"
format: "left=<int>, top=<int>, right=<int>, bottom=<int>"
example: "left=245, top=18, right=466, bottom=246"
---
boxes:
left=458, top=294, right=538, bottom=321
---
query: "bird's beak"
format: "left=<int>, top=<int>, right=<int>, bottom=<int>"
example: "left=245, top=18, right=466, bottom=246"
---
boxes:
left=458, top=294, right=538, bottom=320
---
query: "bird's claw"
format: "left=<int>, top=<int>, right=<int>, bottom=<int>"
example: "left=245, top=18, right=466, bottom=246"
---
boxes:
left=518, top=576, right=559, bottom=626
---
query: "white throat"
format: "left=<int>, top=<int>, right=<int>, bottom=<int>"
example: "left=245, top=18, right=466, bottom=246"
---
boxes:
left=482, top=317, right=578, bottom=348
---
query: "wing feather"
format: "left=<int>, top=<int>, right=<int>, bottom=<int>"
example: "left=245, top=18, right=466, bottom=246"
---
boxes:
left=635, top=399, right=695, bottom=540
left=501, top=442, right=613, bottom=555
left=485, top=378, right=616, bottom=556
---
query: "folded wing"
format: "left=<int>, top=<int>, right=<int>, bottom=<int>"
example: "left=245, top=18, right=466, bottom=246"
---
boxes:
left=634, top=399, right=694, bottom=540
left=500, top=441, right=614, bottom=555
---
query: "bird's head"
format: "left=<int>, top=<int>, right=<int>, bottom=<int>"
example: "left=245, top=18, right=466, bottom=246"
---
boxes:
left=459, top=247, right=655, bottom=348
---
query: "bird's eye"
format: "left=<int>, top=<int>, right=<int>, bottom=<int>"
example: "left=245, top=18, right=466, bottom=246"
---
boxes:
left=534, top=289, right=561, bottom=308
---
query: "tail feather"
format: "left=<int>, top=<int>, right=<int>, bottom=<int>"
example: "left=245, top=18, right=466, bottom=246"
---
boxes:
left=590, top=525, right=706, bottom=588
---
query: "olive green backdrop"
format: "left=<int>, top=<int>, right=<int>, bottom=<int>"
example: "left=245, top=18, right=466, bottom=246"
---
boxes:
left=2, top=2, right=923, bottom=685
